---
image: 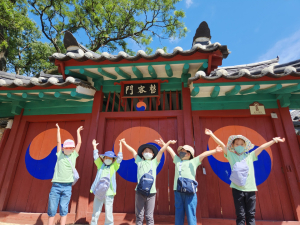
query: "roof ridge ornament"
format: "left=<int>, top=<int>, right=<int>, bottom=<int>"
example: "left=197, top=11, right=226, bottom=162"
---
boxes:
left=193, top=21, right=211, bottom=46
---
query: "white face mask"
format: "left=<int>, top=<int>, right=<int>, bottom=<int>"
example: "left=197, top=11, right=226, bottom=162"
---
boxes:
left=104, top=159, right=113, bottom=165
left=143, top=152, right=153, bottom=160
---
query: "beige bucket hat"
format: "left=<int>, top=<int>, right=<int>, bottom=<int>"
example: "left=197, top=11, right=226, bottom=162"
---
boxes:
left=177, top=145, right=195, bottom=159
left=227, top=135, right=254, bottom=153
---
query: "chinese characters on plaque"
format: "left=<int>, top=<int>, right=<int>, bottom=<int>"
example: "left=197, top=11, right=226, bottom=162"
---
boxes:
left=124, top=83, right=159, bottom=97
left=249, top=102, right=266, bottom=115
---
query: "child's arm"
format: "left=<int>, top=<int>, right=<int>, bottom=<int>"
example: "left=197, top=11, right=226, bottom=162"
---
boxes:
left=199, top=145, right=223, bottom=163
left=121, top=139, right=138, bottom=159
left=75, top=126, right=84, bottom=153
left=56, top=123, right=61, bottom=153
left=254, top=137, right=285, bottom=157
left=92, top=139, right=102, bottom=169
left=155, top=138, right=177, bottom=160
left=205, top=128, right=227, bottom=154
left=116, top=139, right=124, bottom=164
left=156, top=140, right=177, bottom=162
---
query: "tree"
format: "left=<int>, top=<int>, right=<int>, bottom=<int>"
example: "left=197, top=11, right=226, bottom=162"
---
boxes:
left=29, top=0, right=187, bottom=55
left=0, top=0, right=56, bottom=75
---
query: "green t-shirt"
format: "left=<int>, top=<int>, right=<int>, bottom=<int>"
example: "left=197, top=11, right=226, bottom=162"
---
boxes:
left=135, top=156, right=160, bottom=194
left=52, top=150, right=78, bottom=183
left=224, top=150, right=258, bottom=192
left=173, top=155, right=201, bottom=191
left=92, top=157, right=121, bottom=196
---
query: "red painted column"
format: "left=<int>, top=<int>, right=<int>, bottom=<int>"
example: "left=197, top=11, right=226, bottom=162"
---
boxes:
left=75, top=90, right=104, bottom=223
left=0, top=120, right=13, bottom=161
left=0, top=112, right=23, bottom=197
left=181, top=85, right=194, bottom=146
left=272, top=103, right=300, bottom=221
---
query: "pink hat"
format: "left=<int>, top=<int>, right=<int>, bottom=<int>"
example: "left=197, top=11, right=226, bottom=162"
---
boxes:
left=63, top=139, right=75, bottom=148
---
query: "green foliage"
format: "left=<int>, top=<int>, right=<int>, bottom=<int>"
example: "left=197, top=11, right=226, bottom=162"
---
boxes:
left=0, top=0, right=56, bottom=75
left=29, top=0, right=187, bottom=54
left=1, top=0, right=187, bottom=75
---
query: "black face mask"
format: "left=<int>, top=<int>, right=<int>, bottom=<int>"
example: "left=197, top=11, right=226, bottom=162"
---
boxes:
left=179, top=152, right=187, bottom=159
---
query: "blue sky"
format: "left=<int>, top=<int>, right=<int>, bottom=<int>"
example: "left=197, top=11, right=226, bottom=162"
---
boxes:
left=30, top=0, right=300, bottom=67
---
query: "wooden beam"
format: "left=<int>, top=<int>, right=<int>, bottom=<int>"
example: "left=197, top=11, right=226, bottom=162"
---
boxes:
left=199, top=61, right=208, bottom=71
left=92, top=78, right=103, bottom=91
left=132, top=66, right=143, bottom=79
left=256, top=84, right=282, bottom=94
left=182, top=63, right=189, bottom=75
left=277, top=94, right=291, bottom=107
left=165, top=64, right=173, bottom=77
left=191, top=87, right=200, bottom=97
left=25, top=100, right=92, bottom=109
left=98, top=68, right=117, bottom=80
left=0, top=95, right=10, bottom=101
left=272, top=83, right=300, bottom=94
left=210, top=86, right=220, bottom=98
left=225, top=85, right=241, bottom=96
left=239, top=84, right=260, bottom=95
left=65, top=69, right=87, bottom=81
left=148, top=65, right=157, bottom=79
left=22, top=93, right=41, bottom=101
left=115, top=67, right=131, bottom=80
left=6, top=93, right=25, bottom=101
left=70, top=91, right=94, bottom=99
left=38, top=92, right=58, bottom=100
left=54, top=92, right=77, bottom=100
left=79, top=68, right=102, bottom=79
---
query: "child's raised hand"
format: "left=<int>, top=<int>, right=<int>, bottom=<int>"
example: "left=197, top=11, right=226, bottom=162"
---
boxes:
left=205, top=128, right=213, bottom=135
left=273, top=137, right=285, bottom=143
left=155, top=138, right=165, bottom=145
left=168, top=140, right=177, bottom=145
left=92, top=139, right=99, bottom=147
left=216, top=145, right=223, bottom=153
left=120, top=138, right=126, bottom=144
left=56, top=123, right=60, bottom=129
left=77, top=126, right=84, bottom=132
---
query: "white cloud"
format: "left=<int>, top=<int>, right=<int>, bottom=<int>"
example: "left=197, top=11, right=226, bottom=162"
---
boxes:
left=258, top=29, right=300, bottom=63
left=186, top=0, right=193, bottom=8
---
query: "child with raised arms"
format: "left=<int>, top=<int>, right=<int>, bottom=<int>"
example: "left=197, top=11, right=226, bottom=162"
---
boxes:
left=47, top=124, right=83, bottom=225
left=121, top=139, right=176, bottom=225
left=155, top=138, right=223, bottom=225
left=205, top=128, right=285, bottom=225
left=90, top=138, right=123, bottom=225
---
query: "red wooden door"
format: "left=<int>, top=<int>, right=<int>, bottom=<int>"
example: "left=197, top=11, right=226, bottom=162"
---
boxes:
left=194, top=116, right=295, bottom=221
left=5, top=120, right=84, bottom=213
left=87, top=117, right=181, bottom=216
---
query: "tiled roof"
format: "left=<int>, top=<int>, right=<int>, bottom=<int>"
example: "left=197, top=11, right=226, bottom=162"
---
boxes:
left=49, top=31, right=230, bottom=63
left=197, top=57, right=300, bottom=80
left=0, top=71, right=95, bottom=90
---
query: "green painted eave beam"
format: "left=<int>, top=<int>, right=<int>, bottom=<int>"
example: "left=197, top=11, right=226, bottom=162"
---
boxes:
left=65, top=69, right=87, bottom=81
left=79, top=68, right=102, bottom=79
left=193, top=80, right=300, bottom=87
left=182, top=63, right=189, bottom=75
left=7, top=93, right=26, bottom=101
left=240, top=84, right=260, bottom=95
left=70, top=91, right=94, bottom=99
left=191, top=87, right=200, bottom=97
left=132, top=67, right=143, bottom=79
left=0, top=88, right=75, bottom=94
left=199, top=61, right=208, bottom=71
left=115, top=67, right=131, bottom=80
left=98, top=68, right=117, bottom=80
left=191, top=93, right=277, bottom=104
left=54, top=92, right=77, bottom=100
left=225, top=85, right=241, bottom=96
left=277, top=94, right=291, bottom=107
left=25, top=100, right=93, bottom=109
left=148, top=65, right=157, bottom=79
left=22, top=93, right=42, bottom=101
left=271, top=83, right=300, bottom=94
left=39, top=92, right=59, bottom=100
left=165, top=64, right=173, bottom=77
left=210, top=86, right=220, bottom=98
left=255, top=84, right=282, bottom=94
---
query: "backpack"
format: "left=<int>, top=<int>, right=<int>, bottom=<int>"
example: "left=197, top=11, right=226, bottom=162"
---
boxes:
left=93, top=164, right=111, bottom=201
left=229, top=158, right=249, bottom=187
left=177, top=161, right=198, bottom=194
left=137, top=161, right=154, bottom=197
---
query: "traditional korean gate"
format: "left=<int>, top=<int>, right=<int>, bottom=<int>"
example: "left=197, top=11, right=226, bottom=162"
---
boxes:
left=193, top=110, right=296, bottom=222
left=86, top=112, right=184, bottom=222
